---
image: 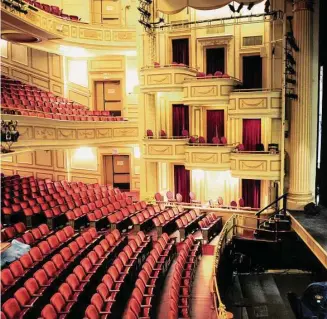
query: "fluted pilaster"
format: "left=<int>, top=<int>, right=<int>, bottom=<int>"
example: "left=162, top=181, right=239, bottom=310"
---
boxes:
left=288, top=0, right=313, bottom=210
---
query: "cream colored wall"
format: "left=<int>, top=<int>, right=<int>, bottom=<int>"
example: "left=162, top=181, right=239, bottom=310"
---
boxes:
left=145, top=5, right=282, bottom=90
left=0, top=40, right=64, bottom=96
left=1, top=146, right=140, bottom=190
left=40, top=0, right=91, bottom=22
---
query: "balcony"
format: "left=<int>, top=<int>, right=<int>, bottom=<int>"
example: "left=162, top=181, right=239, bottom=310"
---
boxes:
left=143, top=137, right=188, bottom=161
left=139, top=65, right=198, bottom=93
left=183, top=76, right=241, bottom=105
left=230, top=151, right=281, bottom=180
left=229, top=89, right=282, bottom=118
left=1, top=114, right=139, bottom=150
left=1, top=2, right=136, bottom=48
left=185, top=144, right=236, bottom=170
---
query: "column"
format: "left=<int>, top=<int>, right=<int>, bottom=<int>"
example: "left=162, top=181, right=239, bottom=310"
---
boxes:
left=288, top=0, right=313, bottom=210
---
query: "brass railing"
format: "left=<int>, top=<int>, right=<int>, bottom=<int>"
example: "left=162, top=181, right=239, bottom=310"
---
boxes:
left=212, top=214, right=236, bottom=319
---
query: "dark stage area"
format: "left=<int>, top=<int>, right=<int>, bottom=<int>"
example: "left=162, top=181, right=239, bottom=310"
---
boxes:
left=290, top=209, right=327, bottom=253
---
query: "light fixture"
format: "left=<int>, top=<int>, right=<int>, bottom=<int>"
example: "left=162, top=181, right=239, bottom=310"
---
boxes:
left=247, top=2, right=255, bottom=10
left=228, top=4, right=236, bottom=12
left=1, top=120, right=19, bottom=153
left=237, top=2, right=244, bottom=13
left=74, top=147, right=95, bottom=161
left=286, top=52, right=296, bottom=65
left=137, top=6, right=151, bottom=18
left=133, top=146, right=141, bottom=159
left=264, top=0, right=270, bottom=13
left=287, top=33, right=300, bottom=52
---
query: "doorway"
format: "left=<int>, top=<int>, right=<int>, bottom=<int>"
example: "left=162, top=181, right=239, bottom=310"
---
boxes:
left=206, top=47, right=225, bottom=75
left=174, top=165, right=190, bottom=202
left=242, top=179, right=261, bottom=208
left=242, top=55, right=262, bottom=89
left=103, top=155, right=130, bottom=191
left=172, top=104, right=189, bottom=137
left=206, top=110, right=225, bottom=143
left=242, top=119, right=262, bottom=151
left=95, top=80, right=122, bottom=116
left=172, top=38, right=189, bottom=65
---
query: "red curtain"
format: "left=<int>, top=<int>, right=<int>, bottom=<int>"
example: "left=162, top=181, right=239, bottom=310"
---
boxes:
left=242, top=119, right=261, bottom=151
left=173, top=105, right=189, bottom=136
left=174, top=165, right=190, bottom=202
left=207, top=110, right=224, bottom=143
left=242, top=179, right=261, bottom=208
left=172, top=39, right=189, bottom=65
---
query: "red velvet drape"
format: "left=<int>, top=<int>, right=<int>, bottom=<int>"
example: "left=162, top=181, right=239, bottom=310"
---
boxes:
left=173, top=105, right=189, bottom=136
left=172, top=39, right=189, bottom=65
left=242, top=179, right=261, bottom=208
left=207, top=110, right=224, bottom=143
left=174, top=165, right=190, bottom=202
left=242, top=119, right=261, bottom=151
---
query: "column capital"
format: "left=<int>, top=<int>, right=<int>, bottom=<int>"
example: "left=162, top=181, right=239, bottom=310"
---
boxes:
left=293, top=0, right=313, bottom=12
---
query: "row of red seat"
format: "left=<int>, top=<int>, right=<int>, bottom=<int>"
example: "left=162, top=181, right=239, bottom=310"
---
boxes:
left=169, top=235, right=202, bottom=319
left=1, top=225, right=77, bottom=299
left=1, top=222, right=27, bottom=242
left=175, top=209, right=205, bottom=240
left=152, top=206, right=189, bottom=235
left=1, top=75, right=124, bottom=121
left=1, top=228, right=123, bottom=319
left=1, top=222, right=52, bottom=245
left=41, top=233, right=150, bottom=319
left=24, top=0, right=80, bottom=21
left=123, top=233, right=176, bottom=319
left=198, top=213, right=222, bottom=243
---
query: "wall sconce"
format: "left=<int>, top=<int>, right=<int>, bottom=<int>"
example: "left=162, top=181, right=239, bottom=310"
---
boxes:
left=1, top=120, right=20, bottom=153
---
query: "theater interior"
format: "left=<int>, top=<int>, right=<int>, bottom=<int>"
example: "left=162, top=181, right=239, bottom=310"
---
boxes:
left=0, top=0, right=327, bottom=318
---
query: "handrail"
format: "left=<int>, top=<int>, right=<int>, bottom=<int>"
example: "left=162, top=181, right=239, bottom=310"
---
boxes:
left=255, top=193, right=287, bottom=216
left=255, top=193, right=288, bottom=229
left=212, top=214, right=236, bottom=319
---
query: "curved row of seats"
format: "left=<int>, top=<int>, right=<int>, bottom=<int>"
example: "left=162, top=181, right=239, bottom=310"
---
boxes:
left=169, top=235, right=202, bottom=319
left=1, top=225, right=78, bottom=300
left=1, top=228, right=123, bottom=319
left=175, top=209, right=205, bottom=240
left=198, top=213, right=222, bottom=243
left=41, top=231, right=150, bottom=319
left=1, top=76, right=124, bottom=121
left=1, top=223, right=53, bottom=246
left=122, top=233, right=176, bottom=319
left=152, top=206, right=188, bottom=235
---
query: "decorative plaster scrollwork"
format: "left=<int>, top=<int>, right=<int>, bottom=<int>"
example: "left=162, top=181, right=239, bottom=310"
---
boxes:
left=149, top=145, right=172, bottom=154
left=198, top=35, right=233, bottom=50
left=192, top=153, right=217, bottom=163
left=77, top=130, right=95, bottom=139
left=58, top=129, right=75, bottom=139
left=35, top=127, right=55, bottom=140
left=240, top=161, right=265, bottom=170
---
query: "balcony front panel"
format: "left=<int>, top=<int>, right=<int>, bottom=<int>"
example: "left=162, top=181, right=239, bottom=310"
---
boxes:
left=143, top=139, right=188, bottom=161
left=229, top=90, right=282, bottom=118
left=1, top=4, right=136, bottom=47
left=140, top=67, right=197, bottom=93
left=185, top=145, right=235, bottom=170
left=230, top=152, right=281, bottom=180
left=183, top=78, right=241, bottom=105
left=2, top=115, right=139, bottom=150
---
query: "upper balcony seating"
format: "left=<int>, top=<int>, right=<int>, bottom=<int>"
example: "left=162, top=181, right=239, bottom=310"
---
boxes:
left=198, top=213, right=222, bottom=243
left=24, top=0, right=81, bottom=21
left=168, top=234, right=202, bottom=319
left=0, top=76, right=124, bottom=122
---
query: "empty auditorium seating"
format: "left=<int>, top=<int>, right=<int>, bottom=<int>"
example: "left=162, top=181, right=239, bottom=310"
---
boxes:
left=152, top=206, right=186, bottom=235
left=168, top=235, right=202, bottom=319
left=123, top=233, right=176, bottom=319
left=175, top=209, right=204, bottom=240
left=1, top=76, right=125, bottom=122
left=198, top=213, right=222, bottom=243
